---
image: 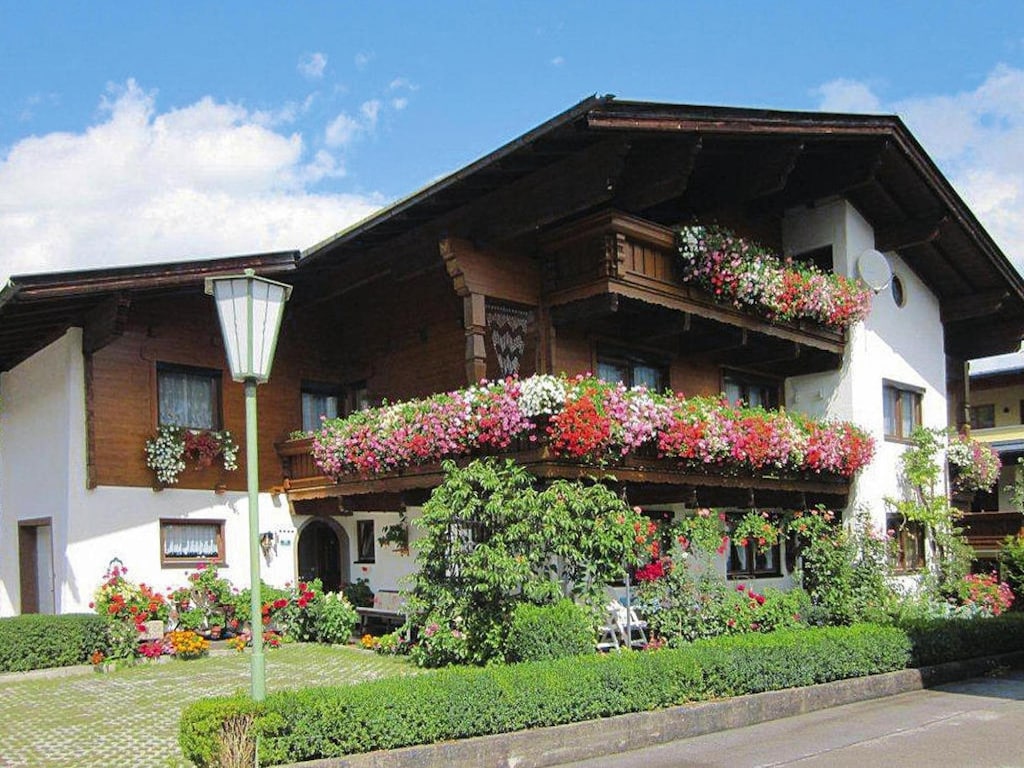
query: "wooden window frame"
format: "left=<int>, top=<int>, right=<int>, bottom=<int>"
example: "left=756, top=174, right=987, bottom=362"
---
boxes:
left=301, top=381, right=343, bottom=432
left=156, top=362, right=223, bottom=430
left=595, top=347, right=668, bottom=391
left=725, top=513, right=782, bottom=580
left=883, top=381, right=923, bottom=442
left=159, top=518, right=226, bottom=568
left=722, top=369, right=782, bottom=410
left=887, top=514, right=926, bottom=573
left=355, top=519, right=375, bottom=564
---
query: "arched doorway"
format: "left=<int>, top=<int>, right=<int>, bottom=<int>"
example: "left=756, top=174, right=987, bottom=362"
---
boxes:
left=297, top=519, right=350, bottom=593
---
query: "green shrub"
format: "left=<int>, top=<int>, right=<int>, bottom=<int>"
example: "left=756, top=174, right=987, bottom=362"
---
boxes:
left=310, top=592, right=359, bottom=644
left=180, top=623, right=910, bottom=766
left=342, top=578, right=374, bottom=608
left=0, top=613, right=109, bottom=672
left=505, top=600, right=595, bottom=662
left=897, top=613, right=1024, bottom=667
left=1000, top=533, right=1024, bottom=606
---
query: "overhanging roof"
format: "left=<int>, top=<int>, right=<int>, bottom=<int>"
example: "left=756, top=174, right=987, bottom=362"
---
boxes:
left=302, top=96, right=1024, bottom=359
left=0, top=251, right=299, bottom=370
left=3, top=95, right=1024, bottom=369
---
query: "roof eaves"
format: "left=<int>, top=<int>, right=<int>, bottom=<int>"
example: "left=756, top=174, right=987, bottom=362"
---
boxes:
left=299, top=94, right=612, bottom=266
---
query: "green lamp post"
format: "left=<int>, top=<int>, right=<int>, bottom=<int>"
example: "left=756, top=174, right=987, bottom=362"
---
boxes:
left=205, top=269, right=292, bottom=701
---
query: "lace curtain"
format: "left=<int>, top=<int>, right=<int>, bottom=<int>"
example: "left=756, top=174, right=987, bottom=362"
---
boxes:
left=163, top=523, right=219, bottom=558
left=159, top=370, right=216, bottom=429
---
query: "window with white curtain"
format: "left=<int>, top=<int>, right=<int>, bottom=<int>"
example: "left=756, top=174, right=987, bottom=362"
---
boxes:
left=301, top=387, right=340, bottom=432
left=157, top=364, right=221, bottom=430
left=160, top=520, right=225, bottom=565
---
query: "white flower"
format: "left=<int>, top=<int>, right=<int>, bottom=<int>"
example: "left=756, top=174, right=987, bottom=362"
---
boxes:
left=519, top=375, right=567, bottom=417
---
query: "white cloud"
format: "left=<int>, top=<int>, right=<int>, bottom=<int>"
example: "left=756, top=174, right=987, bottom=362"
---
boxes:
left=391, top=97, right=408, bottom=111
left=388, top=77, right=417, bottom=92
left=298, top=52, right=328, bottom=79
left=0, top=80, right=381, bottom=282
left=324, top=99, right=383, bottom=148
left=354, top=52, right=372, bottom=70
left=813, top=78, right=882, bottom=113
left=551, top=56, right=565, bottom=67
left=814, top=66, right=1024, bottom=279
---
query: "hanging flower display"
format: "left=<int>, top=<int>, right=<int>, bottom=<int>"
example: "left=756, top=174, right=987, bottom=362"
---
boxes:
left=676, top=224, right=872, bottom=331
left=145, top=425, right=240, bottom=485
left=311, top=374, right=874, bottom=481
left=947, top=430, right=1001, bottom=493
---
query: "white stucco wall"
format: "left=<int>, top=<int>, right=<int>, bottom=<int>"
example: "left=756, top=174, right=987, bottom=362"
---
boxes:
left=0, top=330, right=82, bottom=615
left=783, top=200, right=948, bottom=534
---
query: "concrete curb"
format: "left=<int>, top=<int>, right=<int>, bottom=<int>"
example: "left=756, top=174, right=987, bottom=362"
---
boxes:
left=282, top=652, right=1024, bottom=768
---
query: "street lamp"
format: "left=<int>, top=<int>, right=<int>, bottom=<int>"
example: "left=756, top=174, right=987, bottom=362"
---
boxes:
left=205, top=269, right=292, bottom=701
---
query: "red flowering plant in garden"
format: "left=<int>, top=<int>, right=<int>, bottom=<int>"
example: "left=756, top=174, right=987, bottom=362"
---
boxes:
left=90, top=559, right=170, bottom=661
left=312, top=374, right=875, bottom=481
left=91, top=560, right=169, bottom=632
left=954, top=572, right=1014, bottom=617
left=676, top=224, right=872, bottom=331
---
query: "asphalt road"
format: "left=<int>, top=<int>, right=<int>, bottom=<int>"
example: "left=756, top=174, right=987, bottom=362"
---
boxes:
left=558, top=669, right=1024, bottom=768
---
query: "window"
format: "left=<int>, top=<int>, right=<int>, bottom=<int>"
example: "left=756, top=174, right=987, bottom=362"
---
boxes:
left=883, top=383, right=922, bottom=440
left=157, top=364, right=221, bottom=429
left=887, top=514, right=926, bottom=572
left=356, top=520, right=375, bottom=563
left=723, top=371, right=780, bottom=409
left=793, top=245, right=833, bottom=273
left=301, top=382, right=341, bottom=432
left=160, top=520, right=225, bottom=566
left=726, top=515, right=781, bottom=579
left=970, top=404, right=996, bottom=430
left=597, top=350, right=666, bottom=391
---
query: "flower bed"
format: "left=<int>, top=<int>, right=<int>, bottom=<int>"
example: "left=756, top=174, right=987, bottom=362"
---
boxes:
left=312, top=374, right=875, bottom=480
left=676, top=224, right=872, bottom=331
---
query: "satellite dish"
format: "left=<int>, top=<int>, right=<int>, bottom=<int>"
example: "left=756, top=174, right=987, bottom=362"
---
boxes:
left=857, top=248, right=892, bottom=293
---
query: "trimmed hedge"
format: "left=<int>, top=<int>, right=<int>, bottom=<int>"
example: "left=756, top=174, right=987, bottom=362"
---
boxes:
left=505, top=600, right=596, bottom=663
left=0, top=613, right=108, bottom=672
left=181, top=624, right=907, bottom=766
left=898, top=612, right=1024, bottom=667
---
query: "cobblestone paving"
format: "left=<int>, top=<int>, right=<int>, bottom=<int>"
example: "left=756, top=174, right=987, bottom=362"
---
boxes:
left=0, top=645, right=415, bottom=768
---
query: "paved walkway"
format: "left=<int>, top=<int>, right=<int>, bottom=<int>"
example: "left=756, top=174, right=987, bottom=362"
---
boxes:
left=559, top=669, right=1024, bottom=768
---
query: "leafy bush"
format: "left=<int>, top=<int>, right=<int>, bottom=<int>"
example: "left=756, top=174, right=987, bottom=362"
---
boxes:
left=405, top=458, right=652, bottom=665
left=896, top=613, right=1024, bottom=667
left=0, top=614, right=109, bottom=672
left=505, top=600, right=595, bottom=662
left=635, top=545, right=810, bottom=646
left=1000, top=533, right=1024, bottom=607
left=181, top=624, right=909, bottom=765
left=342, top=578, right=374, bottom=608
left=310, top=592, right=359, bottom=644
left=791, top=508, right=894, bottom=624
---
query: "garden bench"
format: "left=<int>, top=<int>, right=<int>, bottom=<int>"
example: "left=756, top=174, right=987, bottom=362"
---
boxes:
left=356, top=590, right=407, bottom=634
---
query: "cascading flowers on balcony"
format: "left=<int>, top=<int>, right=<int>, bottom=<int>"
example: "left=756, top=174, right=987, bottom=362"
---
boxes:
left=311, top=374, right=875, bottom=481
left=947, top=429, right=1001, bottom=493
left=145, top=425, right=240, bottom=485
left=676, top=224, right=873, bottom=331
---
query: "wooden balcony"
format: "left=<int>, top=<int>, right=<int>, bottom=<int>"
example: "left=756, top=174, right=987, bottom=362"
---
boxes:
left=540, top=211, right=846, bottom=377
left=962, top=510, right=1024, bottom=553
left=274, top=437, right=850, bottom=510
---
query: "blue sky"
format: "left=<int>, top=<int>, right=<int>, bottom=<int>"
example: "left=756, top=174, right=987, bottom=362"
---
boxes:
left=3, top=1, right=1024, bottom=307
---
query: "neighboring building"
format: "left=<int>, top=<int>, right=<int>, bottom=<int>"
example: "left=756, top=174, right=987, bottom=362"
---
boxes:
left=964, top=363, right=1024, bottom=564
left=3, top=96, right=1024, bottom=615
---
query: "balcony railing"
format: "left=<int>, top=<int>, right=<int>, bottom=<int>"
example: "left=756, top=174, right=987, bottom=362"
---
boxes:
left=962, top=510, right=1024, bottom=552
